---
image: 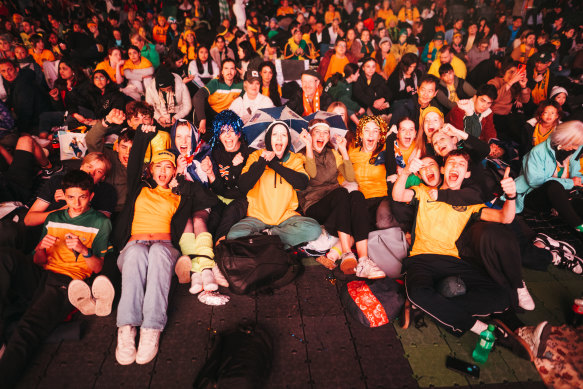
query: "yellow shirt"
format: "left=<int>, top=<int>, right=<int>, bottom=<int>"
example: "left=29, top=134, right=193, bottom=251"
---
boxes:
left=131, top=186, right=180, bottom=235
left=532, top=123, right=555, bottom=147
left=29, top=49, right=55, bottom=70
left=428, top=55, right=467, bottom=79
left=243, top=150, right=307, bottom=225
left=95, top=60, right=117, bottom=81
left=324, top=54, right=350, bottom=81
left=410, top=185, right=484, bottom=258
left=348, top=145, right=388, bottom=199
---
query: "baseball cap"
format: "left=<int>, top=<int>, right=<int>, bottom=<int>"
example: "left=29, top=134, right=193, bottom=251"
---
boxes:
left=245, top=70, right=261, bottom=83
left=151, top=150, right=176, bottom=167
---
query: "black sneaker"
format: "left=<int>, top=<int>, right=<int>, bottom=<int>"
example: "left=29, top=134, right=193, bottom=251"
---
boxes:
left=491, top=319, right=532, bottom=361
left=40, top=164, right=63, bottom=179
left=551, top=250, right=583, bottom=275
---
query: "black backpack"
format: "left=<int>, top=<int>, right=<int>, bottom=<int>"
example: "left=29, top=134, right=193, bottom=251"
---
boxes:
left=215, top=234, right=303, bottom=295
left=193, top=323, right=273, bottom=389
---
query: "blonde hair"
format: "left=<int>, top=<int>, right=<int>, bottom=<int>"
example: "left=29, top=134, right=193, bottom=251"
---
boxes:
left=551, top=120, right=583, bottom=149
left=82, top=152, right=112, bottom=176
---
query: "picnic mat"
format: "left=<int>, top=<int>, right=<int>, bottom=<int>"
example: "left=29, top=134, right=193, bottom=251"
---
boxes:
left=535, top=325, right=583, bottom=388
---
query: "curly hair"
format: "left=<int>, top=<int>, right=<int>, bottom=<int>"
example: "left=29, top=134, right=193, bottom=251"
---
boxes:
left=354, top=115, right=388, bottom=164
left=210, top=110, right=245, bottom=149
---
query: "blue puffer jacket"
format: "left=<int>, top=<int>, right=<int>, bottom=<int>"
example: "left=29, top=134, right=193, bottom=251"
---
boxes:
left=514, top=137, right=583, bottom=213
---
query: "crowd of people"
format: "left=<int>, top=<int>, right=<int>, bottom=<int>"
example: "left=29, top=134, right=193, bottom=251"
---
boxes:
left=0, top=0, right=583, bottom=385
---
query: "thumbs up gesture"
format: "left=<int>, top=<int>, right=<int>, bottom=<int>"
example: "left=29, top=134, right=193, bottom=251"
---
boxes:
left=500, top=167, right=516, bottom=199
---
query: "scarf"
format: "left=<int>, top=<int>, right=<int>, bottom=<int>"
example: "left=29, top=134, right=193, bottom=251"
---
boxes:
left=157, top=90, right=176, bottom=119
left=447, top=84, right=459, bottom=103
left=303, top=86, right=322, bottom=116
left=518, top=44, right=535, bottom=64
left=531, top=70, right=549, bottom=105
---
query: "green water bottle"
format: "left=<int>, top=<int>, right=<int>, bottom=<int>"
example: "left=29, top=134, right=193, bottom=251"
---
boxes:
left=472, top=324, right=496, bottom=363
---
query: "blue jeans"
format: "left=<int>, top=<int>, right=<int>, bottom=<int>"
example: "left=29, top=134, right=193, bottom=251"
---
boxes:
left=227, top=216, right=322, bottom=248
left=116, top=240, right=179, bottom=330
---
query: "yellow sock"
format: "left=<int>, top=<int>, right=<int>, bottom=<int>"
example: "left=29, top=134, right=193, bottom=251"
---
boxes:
left=192, top=232, right=215, bottom=272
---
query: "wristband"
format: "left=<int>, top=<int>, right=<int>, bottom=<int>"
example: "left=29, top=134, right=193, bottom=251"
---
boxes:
left=103, top=119, right=112, bottom=127
left=506, top=194, right=517, bottom=200
left=82, top=248, right=93, bottom=258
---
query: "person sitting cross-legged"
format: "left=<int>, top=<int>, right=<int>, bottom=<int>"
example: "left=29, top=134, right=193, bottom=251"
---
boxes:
left=227, top=121, right=322, bottom=248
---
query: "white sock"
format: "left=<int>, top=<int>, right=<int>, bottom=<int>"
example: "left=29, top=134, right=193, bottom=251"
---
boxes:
left=470, top=320, right=489, bottom=336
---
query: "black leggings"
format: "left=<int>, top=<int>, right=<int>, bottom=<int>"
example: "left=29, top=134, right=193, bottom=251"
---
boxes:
left=305, top=188, right=370, bottom=242
left=524, top=180, right=583, bottom=227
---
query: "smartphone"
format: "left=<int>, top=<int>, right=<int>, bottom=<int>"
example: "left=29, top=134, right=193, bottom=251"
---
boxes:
left=446, top=356, right=480, bottom=378
left=518, top=64, right=526, bottom=74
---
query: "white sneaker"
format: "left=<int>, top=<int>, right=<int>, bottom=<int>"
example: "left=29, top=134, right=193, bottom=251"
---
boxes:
left=115, top=325, right=137, bottom=365
left=136, top=328, right=161, bottom=365
left=355, top=257, right=386, bottom=279
left=189, top=272, right=203, bottom=295
left=517, top=281, right=535, bottom=311
left=212, top=265, right=229, bottom=287
left=68, top=280, right=96, bottom=315
left=202, top=268, right=218, bottom=291
left=91, top=275, right=115, bottom=317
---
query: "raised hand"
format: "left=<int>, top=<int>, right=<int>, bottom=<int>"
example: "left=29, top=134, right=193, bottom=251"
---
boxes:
left=140, top=124, right=156, bottom=133
left=299, top=130, right=312, bottom=147
left=232, top=152, right=244, bottom=166
left=201, top=156, right=213, bottom=174
left=105, top=108, right=126, bottom=125
left=261, top=150, right=275, bottom=161
left=500, top=167, right=516, bottom=198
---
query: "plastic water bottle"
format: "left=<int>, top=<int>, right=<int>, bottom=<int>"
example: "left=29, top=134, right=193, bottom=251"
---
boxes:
left=472, top=324, right=496, bottom=363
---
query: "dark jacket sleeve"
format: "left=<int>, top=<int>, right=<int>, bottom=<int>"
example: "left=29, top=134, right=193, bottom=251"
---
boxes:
left=385, top=133, right=398, bottom=175
left=268, top=160, right=310, bottom=190
left=238, top=158, right=268, bottom=193
left=285, top=92, right=303, bottom=116
left=436, top=185, right=485, bottom=206
left=193, top=87, right=210, bottom=121
left=461, top=134, right=490, bottom=163
left=126, top=125, right=156, bottom=195
left=85, top=121, right=108, bottom=153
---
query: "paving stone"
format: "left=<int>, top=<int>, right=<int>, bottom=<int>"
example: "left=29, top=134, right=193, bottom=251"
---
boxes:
left=496, top=346, right=542, bottom=384
left=256, top=281, right=300, bottom=319
left=301, top=316, right=363, bottom=388
left=262, top=317, right=311, bottom=389
left=16, top=343, right=60, bottom=389
left=150, top=287, right=214, bottom=389
left=439, top=327, right=520, bottom=385
left=394, top=314, right=448, bottom=348
left=296, top=267, right=344, bottom=317
left=524, top=281, right=572, bottom=324
left=349, top=320, right=418, bottom=389
left=405, top=344, right=470, bottom=388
